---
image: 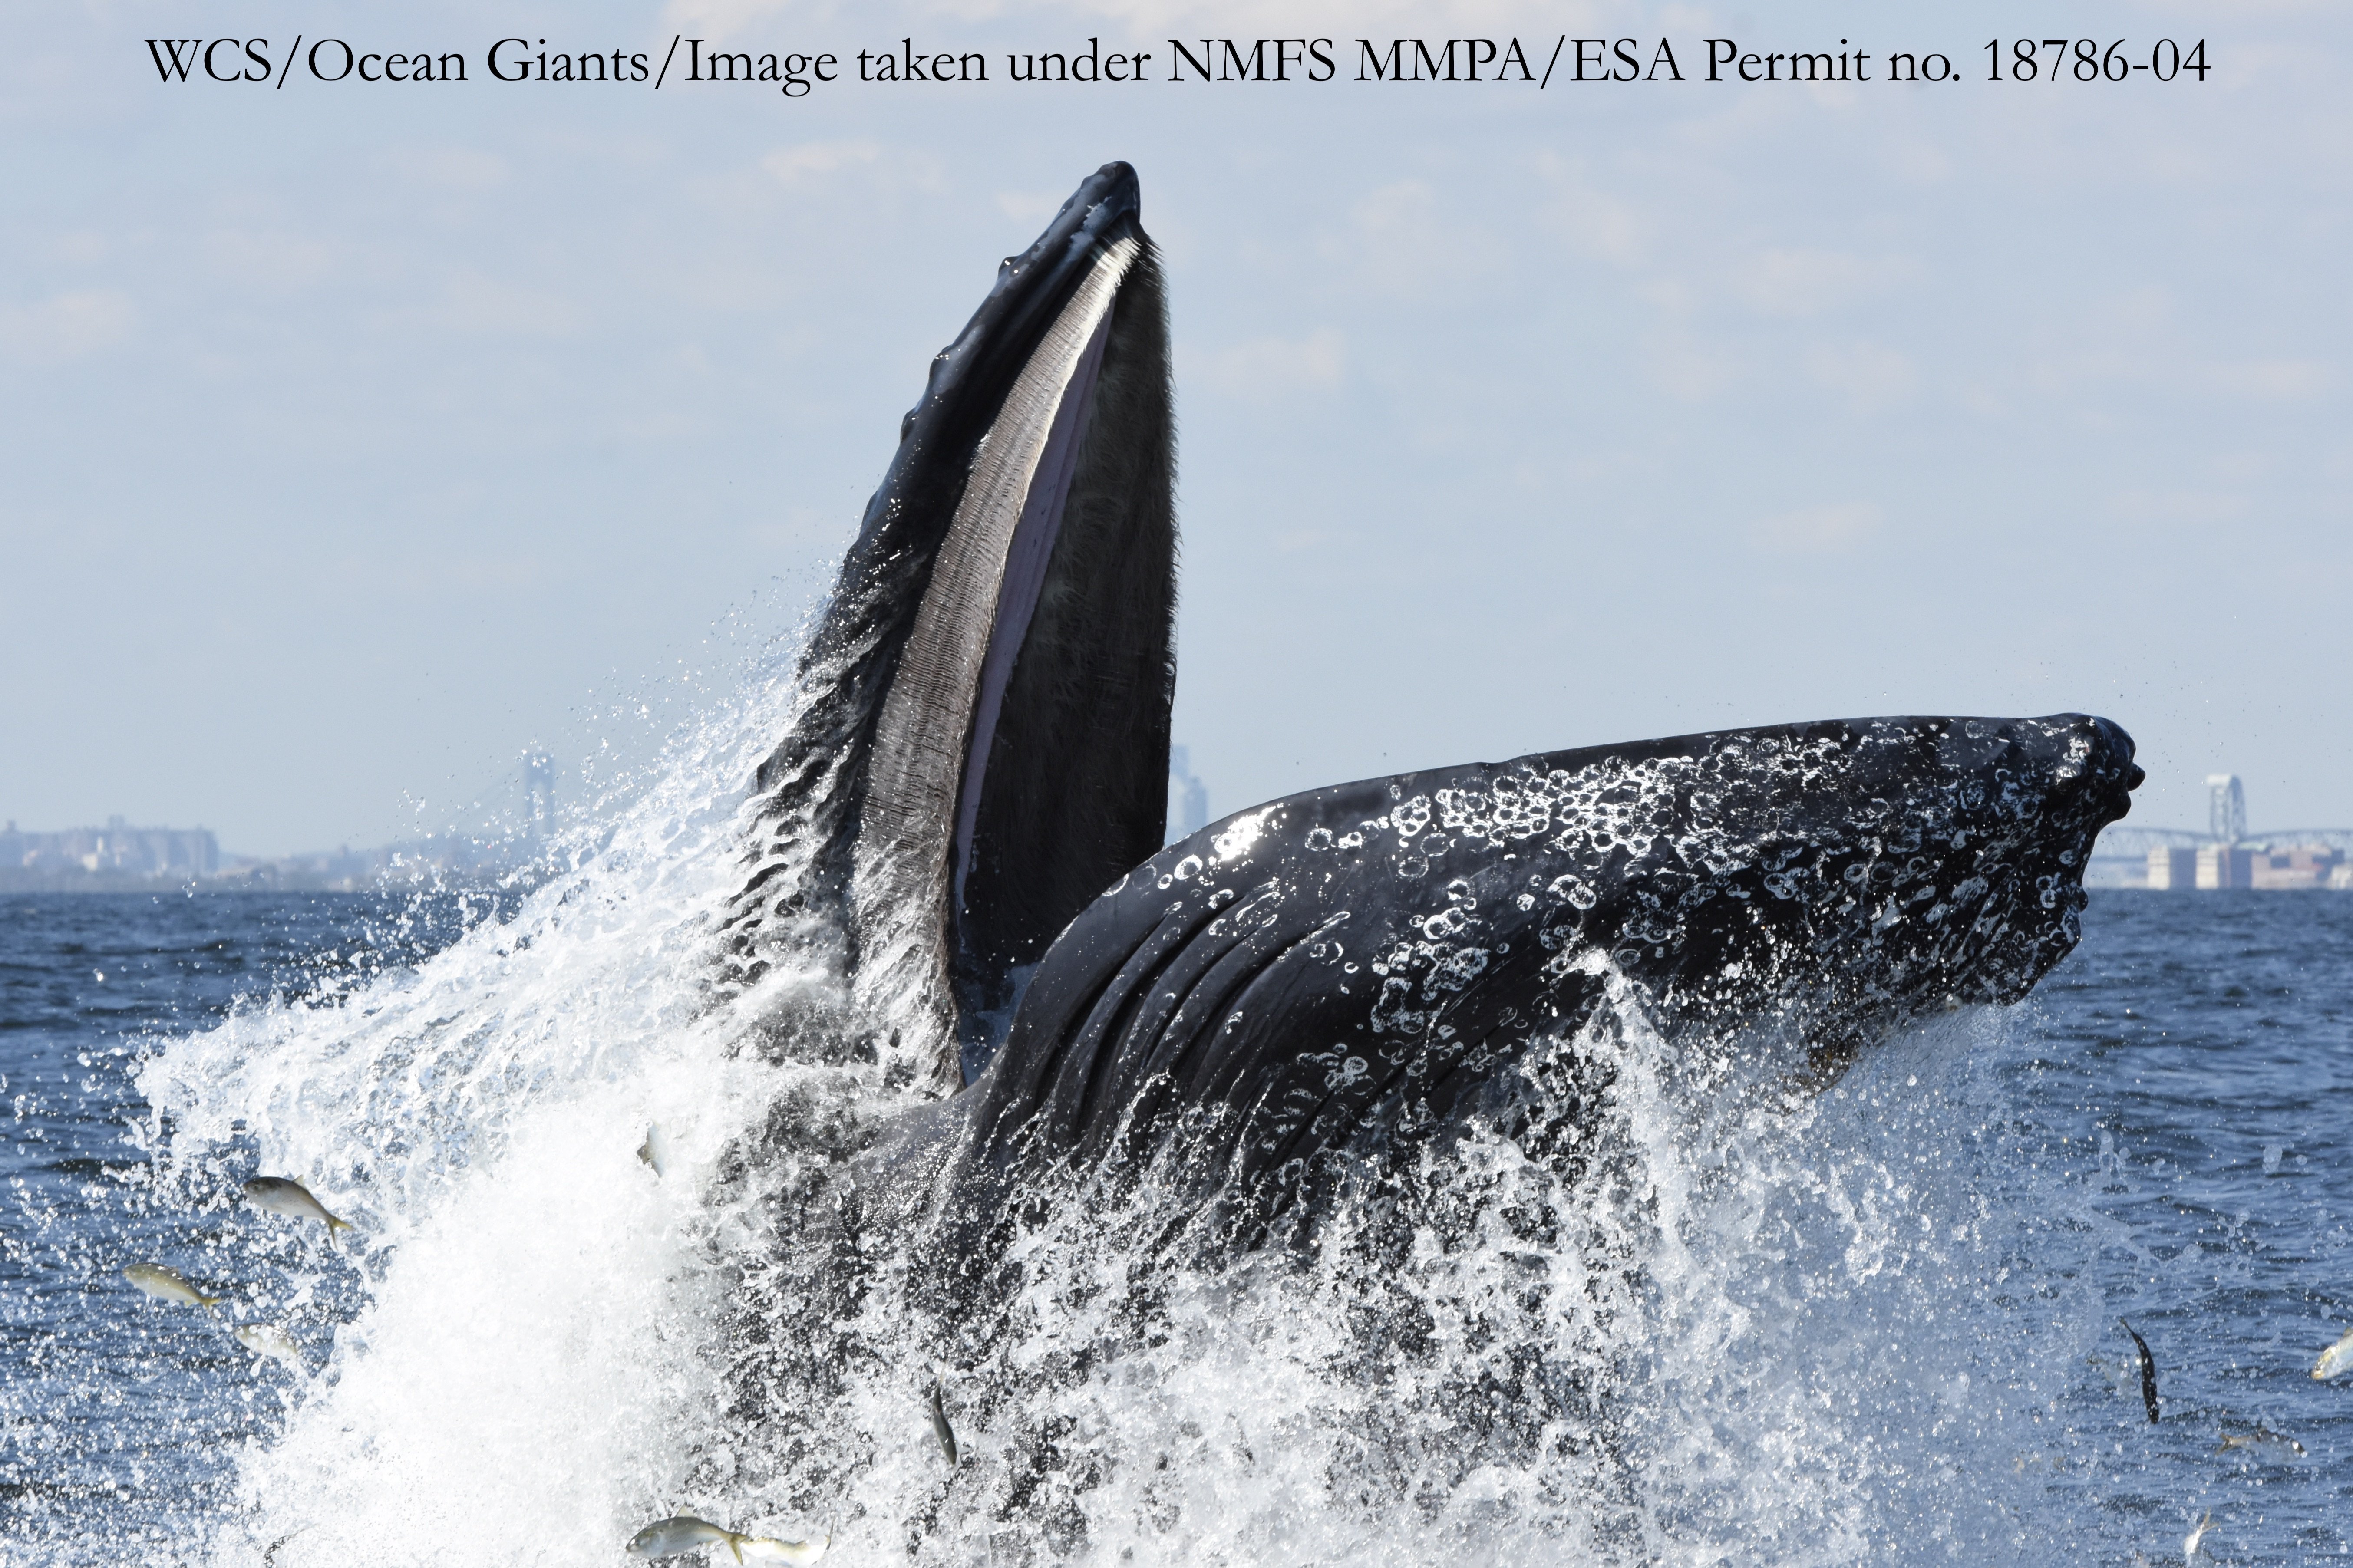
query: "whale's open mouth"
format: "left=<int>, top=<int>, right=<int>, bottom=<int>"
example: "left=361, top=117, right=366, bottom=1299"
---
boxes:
left=728, top=161, right=1175, bottom=1087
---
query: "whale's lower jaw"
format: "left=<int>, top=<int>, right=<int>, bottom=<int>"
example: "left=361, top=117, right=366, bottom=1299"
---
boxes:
left=717, top=164, right=1175, bottom=1092
left=904, top=712, right=2137, bottom=1275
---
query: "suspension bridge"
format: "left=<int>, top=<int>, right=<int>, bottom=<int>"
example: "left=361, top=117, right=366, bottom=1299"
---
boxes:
left=2087, top=774, right=2353, bottom=886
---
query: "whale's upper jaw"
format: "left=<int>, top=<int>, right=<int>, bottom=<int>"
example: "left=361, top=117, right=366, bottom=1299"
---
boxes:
left=723, top=162, right=1175, bottom=1092
left=948, top=712, right=2139, bottom=1220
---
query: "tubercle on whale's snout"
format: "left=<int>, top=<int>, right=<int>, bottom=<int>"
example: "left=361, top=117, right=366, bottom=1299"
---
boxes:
left=2058, top=712, right=2142, bottom=829
left=1936, top=713, right=2135, bottom=1008
left=2069, top=713, right=2141, bottom=781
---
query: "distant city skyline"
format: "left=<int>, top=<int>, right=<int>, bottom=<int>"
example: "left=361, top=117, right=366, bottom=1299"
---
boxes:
left=0, top=810, right=541, bottom=892
left=6, top=3, right=2347, bottom=853
left=18, top=752, right=2350, bottom=876
left=6, top=735, right=1228, bottom=866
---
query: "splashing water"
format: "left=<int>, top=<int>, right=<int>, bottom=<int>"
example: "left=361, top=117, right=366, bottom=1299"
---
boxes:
left=122, top=657, right=853, bottom=1564
left=14, top=662, right=2168, bottom=1565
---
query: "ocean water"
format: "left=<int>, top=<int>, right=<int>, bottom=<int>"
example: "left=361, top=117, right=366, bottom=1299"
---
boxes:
left=5, top=810, right=2352, bottom=1563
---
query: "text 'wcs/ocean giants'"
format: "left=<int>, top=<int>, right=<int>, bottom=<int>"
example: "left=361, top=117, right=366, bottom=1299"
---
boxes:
left=141, top=35, right=2214, bottom=98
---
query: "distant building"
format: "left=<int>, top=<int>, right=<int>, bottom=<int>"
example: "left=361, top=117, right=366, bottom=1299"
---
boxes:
left=211, top=833, right=522, bottom=892
left=2247, top=844, right=2345, bottom=890
left=1167, top=746, right=1209, bottom=842
left=0, top=817, right=220, bottom=885
left=2195, top=842, right=2253, bottom=890
left=2145, top=846, right=2197, bottom=890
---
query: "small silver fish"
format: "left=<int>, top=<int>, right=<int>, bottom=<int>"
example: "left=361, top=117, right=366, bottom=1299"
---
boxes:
left=2313, top=1326, right=2353, bottom=1380
left=637, top=1124, right=669, bottom=1177
left=243, top=1177, right=353, bottom=1238
left=123, top=1262, right=224, bottom=1311
left=2184, top=1511, right=2216, bottom=1560
left=627, top=1516, right=752, bottom=1561
left=235, top=1323, right=306, bottom=1373
left=930, top=1378, right=958, bottom=1466
left=2216, top=1426, right=2306, bottom=1457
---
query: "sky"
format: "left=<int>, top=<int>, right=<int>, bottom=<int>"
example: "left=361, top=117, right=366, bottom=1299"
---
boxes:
left=3, top=1, right=2347, bottom=855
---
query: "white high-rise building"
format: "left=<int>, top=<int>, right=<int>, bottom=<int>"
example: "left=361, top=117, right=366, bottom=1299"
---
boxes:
left=1167, top=745, right=1209, bottom=842
left=523, top=751, right=556, bottom=842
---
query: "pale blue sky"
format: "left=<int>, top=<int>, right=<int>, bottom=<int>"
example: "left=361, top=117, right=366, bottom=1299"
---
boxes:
left=3, top=2, right=2346, bottom=853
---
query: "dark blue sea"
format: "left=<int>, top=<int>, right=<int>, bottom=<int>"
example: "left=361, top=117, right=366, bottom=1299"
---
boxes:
left=4, top=886, right=2350, bottom=1565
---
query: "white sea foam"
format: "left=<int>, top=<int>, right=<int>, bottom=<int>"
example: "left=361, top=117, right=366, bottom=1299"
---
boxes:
left=128, top=659, right=2126, bottom=1566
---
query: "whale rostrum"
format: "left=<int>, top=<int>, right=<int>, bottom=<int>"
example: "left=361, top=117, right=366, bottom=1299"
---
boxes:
left=719, top=163, right=2141, bottom=1261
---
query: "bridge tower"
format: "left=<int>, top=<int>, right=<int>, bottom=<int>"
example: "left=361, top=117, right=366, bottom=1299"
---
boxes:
left=2207, top=774, right=2246, bottom=843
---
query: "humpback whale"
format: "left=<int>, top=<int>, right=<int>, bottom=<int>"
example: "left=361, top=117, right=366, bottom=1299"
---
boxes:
left=717, top=163, right=2141, bottom=1283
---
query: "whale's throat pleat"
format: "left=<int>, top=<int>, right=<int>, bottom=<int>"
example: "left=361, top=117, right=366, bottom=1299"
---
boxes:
left=853, top=236, right=1147, bottom=1076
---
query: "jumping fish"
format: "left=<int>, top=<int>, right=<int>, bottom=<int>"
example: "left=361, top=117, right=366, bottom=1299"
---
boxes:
left=2215, top=1426, right=2306, bottom=1457
left=2119, top=1318, right=2159, bottom=1423
left=638, top=1123, right=669, bottom=1177
left=627, top=1516, right=748, bottom=1561
left=242, top=1176, right=353, bottom=1237
left=2184, top=1511, right=2216, bottom=1561
left=2313, top=1325, right=2353, bottom=1380
left=930, top=1379, right=958, bottom=1467
left=626, top=1517, right=821, bottom=1562
left=123, top=1262, right=224, bottom=1311
left=234, top=1323, right=306, bottom=1373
